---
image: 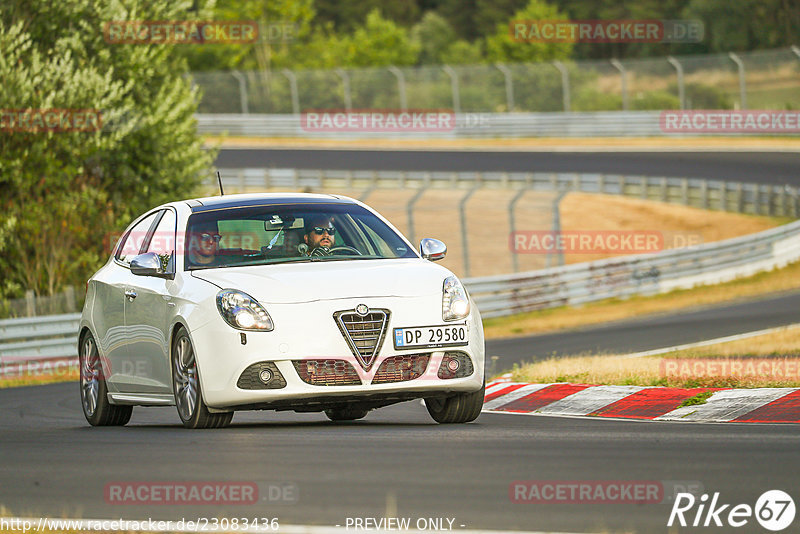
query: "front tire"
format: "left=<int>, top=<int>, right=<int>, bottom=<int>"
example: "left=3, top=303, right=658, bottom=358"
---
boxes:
left=172, top=327, right=233, bottom=429
left=425, top=385, right=485, bottom=424
left=79, top=332, right=132, bottom=426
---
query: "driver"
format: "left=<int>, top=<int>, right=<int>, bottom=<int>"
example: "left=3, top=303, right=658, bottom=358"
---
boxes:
left=302, top=215, right=335, bottom=255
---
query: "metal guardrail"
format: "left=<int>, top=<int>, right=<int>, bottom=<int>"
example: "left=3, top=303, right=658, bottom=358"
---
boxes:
left=4, top=170, right=800, bottom=364
left=0, top=314, right=80, bottom=360
left=215, top=168, right=800, bottom=217
left=197, top=111, right=710, bottom=138
left=466, top=219, right=800, bottom=318
left=3, top=221, right=800, bottom=356
left=3, top=218, right=800, bottom=358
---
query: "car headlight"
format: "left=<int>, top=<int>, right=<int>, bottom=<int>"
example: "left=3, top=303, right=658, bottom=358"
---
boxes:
left=216, top=289, right=274, bottom=331
left=442, top=275, right=470, bottom=321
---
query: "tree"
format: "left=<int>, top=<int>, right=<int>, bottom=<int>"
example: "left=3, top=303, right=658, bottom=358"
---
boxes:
left=412, top=12, right=458, bottom=65
left=485, top=0, right=573, bottom=63
left=0, top=1, right=215, bottom=299
left=683, top=0, right=800, bottom=53
left=340, top=9, right=420, bottom=67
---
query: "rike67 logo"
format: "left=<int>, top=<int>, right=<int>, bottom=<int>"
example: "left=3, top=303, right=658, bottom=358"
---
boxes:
left=668, top=490, right=795, bottom=531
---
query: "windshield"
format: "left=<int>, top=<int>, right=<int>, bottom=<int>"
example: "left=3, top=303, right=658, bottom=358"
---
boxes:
left=184, top=202, right=417, bottom=270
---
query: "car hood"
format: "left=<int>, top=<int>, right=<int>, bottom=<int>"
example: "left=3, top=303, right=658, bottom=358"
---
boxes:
left=191, top=259, right=451, bottom=304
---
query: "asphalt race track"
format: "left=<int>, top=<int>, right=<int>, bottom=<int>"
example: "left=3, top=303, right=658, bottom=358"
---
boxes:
left=4, top=291, right=800, bottom=532
left=486, top=290, right=800, bottom=371
left=3, top=149, right=799, bottom=533
left=1, top=382, right=799, bottom=533
left=215, top=149, right=800, bottom=185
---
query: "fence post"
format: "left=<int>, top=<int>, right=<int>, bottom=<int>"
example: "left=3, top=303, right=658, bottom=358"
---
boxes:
left=495, top=63, right=515, bottom=112
left=681, top=178, right=689, bottom=205
left=701, top=180, right=709, bottom=209
left=230, top=71, right=249, bottom=114
left=65, top=286, right=76, bottom=313
left=610, top=59, right=628, bottom=111
left=737, top=182, right=744, bottom=213
left=460, top=187, right=479, bottom=277
left=442, top=65, right=461, bottom=114
left=667, top=56, right=685, bottom=109
left=335, top=68, right=352, bottom=111
left=508, top=189, right=527, bottom=272
left=641, top=177, right=648, bottom=200
left=281, top=69, right=300, bottom=115
left=387, top=66, right=407, bottom=110
left=548, top=191, right=569, bottom=268
left=728, top=52, right=747, bottom=110
left=406, top=187, right=427, bottom=245
left=552, top=61, right=571, bottom=112
left=25, top=290, right=36, bottom=317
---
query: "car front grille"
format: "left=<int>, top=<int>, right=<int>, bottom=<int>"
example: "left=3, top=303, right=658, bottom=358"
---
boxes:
left=292, top=359, right=362, bottom=386
left=334, top=308, right=390, bottom=371
left=371, top=354, right=430, bottom=384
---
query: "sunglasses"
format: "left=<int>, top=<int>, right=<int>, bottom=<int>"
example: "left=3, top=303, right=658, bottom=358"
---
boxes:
left=200, top=233, right=222, bottom=245
left=312, top=226, right=336, bottom=236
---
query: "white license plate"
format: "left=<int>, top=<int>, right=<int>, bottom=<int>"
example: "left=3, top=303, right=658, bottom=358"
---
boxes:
left=393, top=323, right=469, bottom=350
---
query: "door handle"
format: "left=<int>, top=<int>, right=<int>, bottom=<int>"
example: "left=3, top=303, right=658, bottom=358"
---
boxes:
left=125, top=289, right=137, bottom=300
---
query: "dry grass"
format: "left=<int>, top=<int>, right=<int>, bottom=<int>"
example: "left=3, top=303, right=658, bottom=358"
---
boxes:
left=0, top=368, right=78, bottom=389
left=559, top=193, right=778, bottom=264
left=510, top=324, right=800, bottom=388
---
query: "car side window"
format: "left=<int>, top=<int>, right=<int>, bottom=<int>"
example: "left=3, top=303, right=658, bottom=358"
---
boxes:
left=115, top=211, right=161, bottom=266
left=145, top=209, right=176, bottom=256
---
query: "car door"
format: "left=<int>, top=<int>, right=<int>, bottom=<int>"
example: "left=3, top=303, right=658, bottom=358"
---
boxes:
left=98, top=210, right=161, bottom=393
left=123, top=208, right=177, bottom=394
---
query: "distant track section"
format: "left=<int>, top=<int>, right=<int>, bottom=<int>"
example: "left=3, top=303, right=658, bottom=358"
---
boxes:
left=214, top=149, right=800, bottom=186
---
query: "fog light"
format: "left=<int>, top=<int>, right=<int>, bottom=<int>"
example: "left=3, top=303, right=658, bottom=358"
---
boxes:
left=259, top=368, right=273, bottom=384
left=447, top=358, right=460, bottom=372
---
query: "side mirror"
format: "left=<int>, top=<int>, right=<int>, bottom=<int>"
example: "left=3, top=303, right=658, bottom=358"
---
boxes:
left=420, top=238, right=447, bottom=261
left=130, top=252, right=169, bottom=277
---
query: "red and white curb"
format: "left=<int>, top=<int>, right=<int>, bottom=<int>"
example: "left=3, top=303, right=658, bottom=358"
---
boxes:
left=483, top=376, right=800, bottom=423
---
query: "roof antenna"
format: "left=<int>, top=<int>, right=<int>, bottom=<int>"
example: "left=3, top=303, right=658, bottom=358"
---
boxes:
left=216, top=170, right=225, bottom=196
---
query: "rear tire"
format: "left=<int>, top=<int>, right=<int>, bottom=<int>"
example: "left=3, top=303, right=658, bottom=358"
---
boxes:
left=425, top=385, right=485, bottom=424
left=79, top=332, right=132, bottom=426
left=172, top=327, right=233, bottom=429
left=324, top=406, right=369, bottom=422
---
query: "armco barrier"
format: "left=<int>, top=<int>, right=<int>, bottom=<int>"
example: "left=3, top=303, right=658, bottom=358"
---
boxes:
left=196, top=110, right=800, bottom=138
left=3, top=187, right=800, bottom=363
left=214, top=168, right=799, bottom=217
left=199, top=112, right=668, bottom=138
left=466, top=219, right=800, bottom=318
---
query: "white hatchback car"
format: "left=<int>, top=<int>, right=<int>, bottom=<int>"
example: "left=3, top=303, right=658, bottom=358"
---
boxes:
left=79, top=193, right=485, bottom=428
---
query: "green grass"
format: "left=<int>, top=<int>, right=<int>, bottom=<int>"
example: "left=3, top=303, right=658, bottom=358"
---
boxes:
left=679, top=390, right=714, bottom=407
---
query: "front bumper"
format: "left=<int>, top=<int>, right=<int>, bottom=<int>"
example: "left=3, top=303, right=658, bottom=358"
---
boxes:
left=189, top=296, right=485, bottom=410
